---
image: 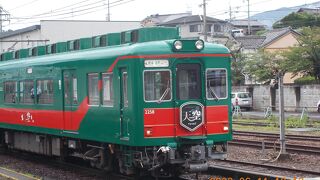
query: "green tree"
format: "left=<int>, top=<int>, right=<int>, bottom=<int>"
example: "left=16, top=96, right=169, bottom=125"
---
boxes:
left=231, top=50, right=246, bottom=86
left=273, top=12, right=320, bottom=29
left=244, top=50, right=287, bottom=84
left=283, top=27, right=320, bottom=83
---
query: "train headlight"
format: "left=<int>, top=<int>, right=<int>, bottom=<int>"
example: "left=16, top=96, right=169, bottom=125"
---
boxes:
left=173, top=40, right=183, bottom=50
left=145, top=128, right=153, bottom=137
left=195, top=40, right=204, bottom=50
left=223, top=126, right=229, bottom=131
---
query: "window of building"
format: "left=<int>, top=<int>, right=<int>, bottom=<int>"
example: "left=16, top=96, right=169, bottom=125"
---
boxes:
left=102, top=73, right=113, bottom=106
left=144, top=70, right=171, bottom=102
left=206, top=69, right=227, bottom=99
left=189, top=24, right=201, bottom=32
left=214, top=24, right=222, bottom=32
left=207, top=24, right=212, bottom=33
left=88, top=73, right=99, bottom=105
left=37, top=80, right=54, bottom=104
left=4, top=81, right=18, bottom=103
left=20, top=80, right=34, bottom=104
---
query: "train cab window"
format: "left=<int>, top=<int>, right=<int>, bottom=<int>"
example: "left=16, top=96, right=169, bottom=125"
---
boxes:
left=4, top=81, right=18, bottom=103
left=102, top=73, right=113, bottom=106
left=20, top=80, right=34, bottom=104
left=206, top=69, right=227, bottom=99
left=36, top=80, right=54, bottom=104
left=88, top=73, right=99, bottom=105
left=144, top=70, right=171, bottom=102
left=176, top=64, right=201, bottom=100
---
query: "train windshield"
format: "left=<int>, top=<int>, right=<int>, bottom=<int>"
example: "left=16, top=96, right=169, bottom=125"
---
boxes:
left=176, top=64, right=201, bottom=100
left=206, top=69, right=227, bottom=99
left=144, top=70, right=171, bottom=102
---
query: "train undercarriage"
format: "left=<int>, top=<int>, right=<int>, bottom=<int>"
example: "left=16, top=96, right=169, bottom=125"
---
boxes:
left=0, top=130, right=227, bottom=178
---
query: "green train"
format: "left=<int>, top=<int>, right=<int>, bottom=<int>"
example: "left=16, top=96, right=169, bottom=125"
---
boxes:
left=0, top=27, right=232, bottom=177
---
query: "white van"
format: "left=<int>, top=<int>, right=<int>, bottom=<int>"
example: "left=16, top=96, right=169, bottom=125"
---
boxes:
left=231, top=92, right=252, bottom=111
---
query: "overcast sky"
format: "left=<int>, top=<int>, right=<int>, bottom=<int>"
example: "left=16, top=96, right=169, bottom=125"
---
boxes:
left=1, top=0, right=319, bottom=30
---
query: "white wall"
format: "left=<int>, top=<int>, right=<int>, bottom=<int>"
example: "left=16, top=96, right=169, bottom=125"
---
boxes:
left=41, top=20, right=141, bottom=44
left=0, top=20, right=141, bottom=52
left=0, top=29, right=46, bottom=52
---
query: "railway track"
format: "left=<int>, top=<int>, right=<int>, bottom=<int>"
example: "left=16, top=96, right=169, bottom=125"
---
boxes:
left=233, top=130, right=320, bottom=142
left=0, top=149, right=137, bottom=180
left=213, top=159, right=320, bottom=176
left=229, top=139, right=320, bottom=154
left=233, top=122, right=316, bottom=128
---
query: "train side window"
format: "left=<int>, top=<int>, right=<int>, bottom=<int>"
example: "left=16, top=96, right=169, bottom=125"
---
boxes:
left=72, top=77, right=78, bottom=104
left=20, top=80, right=34, bottom=104
left=206, top=69, right=227, bottom=100
left=144, top=70, right=171, bottom=102
left=4, top=81, right=18, bottom=103
left=122, top=72, right=128, bottom=107
left=102, top=73, right=113, bottom=106
left=36, top=80, right=54, bottom=104
left=88, top=73, right=99, bottom=105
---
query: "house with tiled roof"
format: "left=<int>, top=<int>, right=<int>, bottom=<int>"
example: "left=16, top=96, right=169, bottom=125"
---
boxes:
left=158, top=15, right=231, bottom=43
left=234, top=27, right=301, bottom=84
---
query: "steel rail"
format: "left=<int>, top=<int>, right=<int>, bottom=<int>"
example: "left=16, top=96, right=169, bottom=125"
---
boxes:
left=229, top=139, right=320, bottom=154
left=233, top=130, right=320, bottom=142
left=216, top=159, right=320, bottom=176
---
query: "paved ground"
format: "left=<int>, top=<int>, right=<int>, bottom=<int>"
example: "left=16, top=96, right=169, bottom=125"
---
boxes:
left=239, top=110, right=320, bottom=120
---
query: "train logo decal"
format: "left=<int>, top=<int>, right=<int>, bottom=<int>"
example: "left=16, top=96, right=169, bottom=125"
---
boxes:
left=180, top=102, right=204, bottom=131
left=21, top=112, right=34, bottom=123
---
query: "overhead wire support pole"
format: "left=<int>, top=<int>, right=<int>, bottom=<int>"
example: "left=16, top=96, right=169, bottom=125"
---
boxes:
left=277, top=72, right=289, bottom=160
left=202, top=0, right=207, bottom=42
left=107, top=0, right=110, bottom=21
left=247, top=0, right=251, bottom=35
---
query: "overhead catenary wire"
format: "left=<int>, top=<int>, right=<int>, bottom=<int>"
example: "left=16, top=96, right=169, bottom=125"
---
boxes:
left=8, top=0, right=41, bottom=11
left=4, top=0, right=135, bottom=27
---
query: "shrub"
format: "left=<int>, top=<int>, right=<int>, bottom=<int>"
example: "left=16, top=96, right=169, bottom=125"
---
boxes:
left=294, top=76, right=319, bottom=85
left=285, top=115, right=308, bottom=128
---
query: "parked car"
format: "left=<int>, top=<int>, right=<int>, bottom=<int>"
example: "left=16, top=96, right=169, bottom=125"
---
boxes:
left=231, top=92, right=253, bottom=111
left=317, top=100, right=320, bottom=113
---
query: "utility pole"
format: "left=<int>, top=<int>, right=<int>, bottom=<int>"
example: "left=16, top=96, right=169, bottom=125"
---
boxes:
left=201, top=0, right=207, bottom=42
left=106, top=0, right=110, bottom=21
left=278, top=73, right=289, bottom=159
left=0, top=6, right=10, bottom=33
left=247, top=0, right=251, bottom=35
left=229, top=5, right=232, bottom=22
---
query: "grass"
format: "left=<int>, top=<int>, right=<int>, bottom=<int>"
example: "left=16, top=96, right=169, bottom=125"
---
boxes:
left=232, top=117, right=320, bottom=136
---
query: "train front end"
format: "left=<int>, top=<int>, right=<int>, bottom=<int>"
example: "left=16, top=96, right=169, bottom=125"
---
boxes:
left=139, top=39, right=232, bottom=176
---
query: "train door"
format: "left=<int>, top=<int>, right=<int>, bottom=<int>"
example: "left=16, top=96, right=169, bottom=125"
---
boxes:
left=63, top=70, right=78, bottom=131
left=174, top=62, right=206, bottom=136
left=119, top=68, right=129, bottom=140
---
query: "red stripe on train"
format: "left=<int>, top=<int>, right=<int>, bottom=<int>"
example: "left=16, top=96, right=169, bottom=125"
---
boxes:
left=0, top=97, right=89, bottom=131
left=144, top=106, right=229, bottom=138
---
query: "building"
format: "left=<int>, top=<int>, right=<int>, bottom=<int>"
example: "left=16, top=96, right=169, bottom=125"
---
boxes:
left=159, top=15, right=230, bottom=41
left=229, top=19, right=266, bottom=35
left=0, top=20, right=141, bottom=53
left=261, top=27, right=301, bottom=84
left=141, top=12, right=192, bottom=27
left=235, top=27, right=301, bottom=85
left=297, top=7, right=320, bottom=15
